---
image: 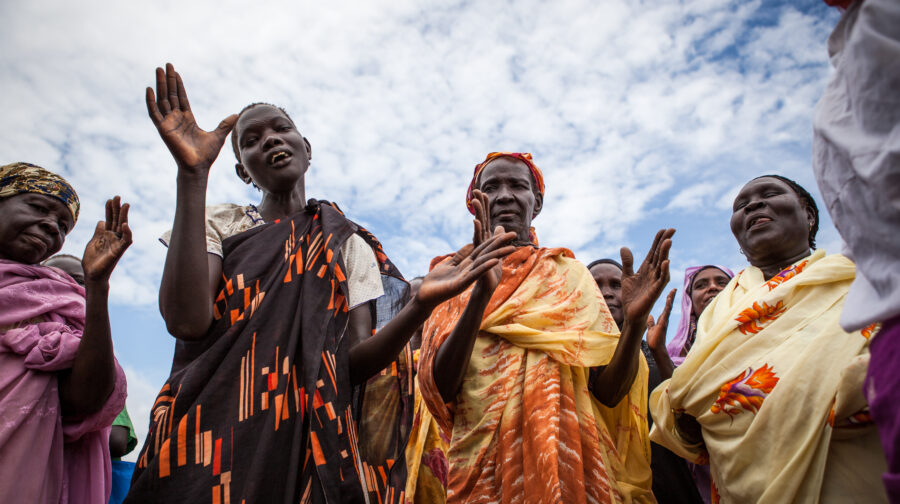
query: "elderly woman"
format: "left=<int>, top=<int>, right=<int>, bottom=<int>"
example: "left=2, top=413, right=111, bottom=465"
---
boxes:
left=649, top=175, right=888, bottom=503
left=418, top=152, right=674, bottom=503
left=126, top=65, right=516, bottom=504
left=0, top=162, right=130, bottom=503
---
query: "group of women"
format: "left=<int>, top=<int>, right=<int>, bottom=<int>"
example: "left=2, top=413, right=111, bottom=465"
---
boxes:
left=1, top=2, right=897, bottom=499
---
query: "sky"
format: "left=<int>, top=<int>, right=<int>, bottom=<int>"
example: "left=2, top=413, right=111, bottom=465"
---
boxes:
left=1, top=0, right=843, bottom=460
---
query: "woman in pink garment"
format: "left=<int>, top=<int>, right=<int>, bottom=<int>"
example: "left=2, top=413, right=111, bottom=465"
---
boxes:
left=0, top=162, right=131, bottom=503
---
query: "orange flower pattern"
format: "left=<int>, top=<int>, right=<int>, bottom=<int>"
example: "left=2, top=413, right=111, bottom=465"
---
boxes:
left=710, top=365, right=780, bottom=419
left=735, top=301, right=786, bottom=335
left=766, top=260, right=809, bottom=291
left=861, top=323, right=880, bottom=340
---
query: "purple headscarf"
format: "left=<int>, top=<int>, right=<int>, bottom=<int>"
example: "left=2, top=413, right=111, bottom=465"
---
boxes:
left=666, top=265, right=734, bottom=366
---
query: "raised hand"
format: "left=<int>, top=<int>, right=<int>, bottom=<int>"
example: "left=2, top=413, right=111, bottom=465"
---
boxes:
left=146, top=63, right=238, bottom=174
left=646, top=288, right=677, bottom=352
left=471, top=189, right=504, bottom=293
left=621, top=229, right=675, bottom=324
left=82, top=196, right=133, bottom=284
left=416, top=227, right=517, bottom=310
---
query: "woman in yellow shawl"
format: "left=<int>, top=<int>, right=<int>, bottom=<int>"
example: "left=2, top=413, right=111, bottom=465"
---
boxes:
left=418, top=152, right=674, bottom=503
left=649, top=175, right=888, bottom=503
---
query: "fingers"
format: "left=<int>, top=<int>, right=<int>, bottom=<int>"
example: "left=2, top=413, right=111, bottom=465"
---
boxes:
left=660, top=288, right=677, bottom=322
left=118, top=202, right=131, bottom=231
left=175, top=71, right=191, bottom=112
left=451, top=243, right=475, bottom=264
left=146, top=87, right=164, bottom=126
left=471, top=245, right=517, bottom=265
left=461, top=258, right=500, bottom=284
left=215, top=114, right=239, bottom=143
left=472, top=197, right=485, bottom=246
left=166, top=63, right=180, bottom=110
left=105, top=198, right=114, bottom=231
left=479, top=190, right=491, bottom=240
left=647, top=314, right=656, bottom=328
left=155, top=67, right=171, bottom=115
left=470, top=229, right=517, bottom=259
left=119, top=221, right=134, bottom=247
left=620, top=247, right=634, bottom=276
left=473, top=219, right=483, bottom=246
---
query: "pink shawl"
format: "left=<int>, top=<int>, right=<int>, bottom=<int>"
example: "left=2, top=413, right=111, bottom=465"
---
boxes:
left=0, top=259, right=126, bottom=503
left=666, top=265, right=734, bottom=366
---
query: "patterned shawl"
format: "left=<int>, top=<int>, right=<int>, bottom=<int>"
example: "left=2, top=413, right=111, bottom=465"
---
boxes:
left=418, top=247, right=653, bottom=503
left=650, top=251, right=887, bottom=503
left=127, top=202, right=412, bottom=504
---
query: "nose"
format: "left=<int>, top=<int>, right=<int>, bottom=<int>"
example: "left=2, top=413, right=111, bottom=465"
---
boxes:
left=38, top=218, right=63, bottom=240
left=495, top=184, right=514, bottom=202
left=262, top=132, right=284, bottom=151
left=743, top=198, right=765, bottom=213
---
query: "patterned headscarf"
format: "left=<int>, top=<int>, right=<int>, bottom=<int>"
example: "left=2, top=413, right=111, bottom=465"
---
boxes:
left=666, top=265, right=734, bottom=366
left=465, top=152, right=545, bottom=245
left=0, top=162, right=79, bottom=223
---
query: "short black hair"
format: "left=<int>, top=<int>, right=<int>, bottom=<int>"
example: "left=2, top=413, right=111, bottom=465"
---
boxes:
left=587, top=258, right=623, bottom=271
left=230, top=102, right=297, bottom=162
left=753, top=174, right=819, bottom=249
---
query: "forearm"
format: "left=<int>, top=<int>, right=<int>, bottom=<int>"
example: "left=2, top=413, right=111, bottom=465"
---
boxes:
left=349, top=297, right=433, bottom=385
left=59, top=280, right=116, bottom=418
left=592, top=318, right=645, bottom=406
left=651, top=346, right=676, bottom=380
left=160, top=172, right=214, bottom=338
left=434, top=285, right=492, bottom=403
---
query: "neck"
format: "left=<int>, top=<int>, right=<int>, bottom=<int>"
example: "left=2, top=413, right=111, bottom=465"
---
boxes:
left=256, top=177, right=307, bottom=222
left=752, top=248, right=811, bottom=280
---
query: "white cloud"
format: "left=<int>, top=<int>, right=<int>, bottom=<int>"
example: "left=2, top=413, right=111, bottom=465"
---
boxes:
left=2, top=0, right=842, bottom=383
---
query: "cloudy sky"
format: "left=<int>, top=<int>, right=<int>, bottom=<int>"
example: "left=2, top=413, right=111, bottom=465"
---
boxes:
left=1, top=0, right=843, bottom=459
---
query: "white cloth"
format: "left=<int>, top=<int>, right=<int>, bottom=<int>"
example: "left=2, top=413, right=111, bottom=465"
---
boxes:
left=160, top=203, right=384, bottom=309
left=812, top=0, right=900, bottom=330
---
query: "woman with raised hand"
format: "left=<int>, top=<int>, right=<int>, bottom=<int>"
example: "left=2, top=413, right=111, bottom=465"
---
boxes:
left=649, top=175, right=888, bottom=503
left=126, top=64, right=516, bottom=504
left=0, top=162, right=130, bottom=503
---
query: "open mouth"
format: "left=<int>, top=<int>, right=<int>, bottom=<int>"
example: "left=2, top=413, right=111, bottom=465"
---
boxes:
left=747, top=215, right=772, bottom=230
left=268, top=151, right=292, bottom=166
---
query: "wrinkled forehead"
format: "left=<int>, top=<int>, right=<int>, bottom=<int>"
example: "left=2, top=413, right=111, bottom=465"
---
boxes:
left=590, top=262, right=622, bottom=282
left=736, top=176, right=794, bottom=199
left=477, top=157, right=535, bottom=189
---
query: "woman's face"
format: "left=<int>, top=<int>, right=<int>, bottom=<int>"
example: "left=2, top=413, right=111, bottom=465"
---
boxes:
left=730, top=177, right=812, bottom=266
left=690, top=267, right=730, bottom=317
left=0, top=193, right=72, bottom=264
left=477, top=157, right=542, bottom=243
left=234, top=105, right=311, bottom=194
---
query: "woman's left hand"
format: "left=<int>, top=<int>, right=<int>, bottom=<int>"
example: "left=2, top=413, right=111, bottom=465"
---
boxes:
left=82, top=196, right=133, bottom=283
left=621, top=228, right=675, bottom=324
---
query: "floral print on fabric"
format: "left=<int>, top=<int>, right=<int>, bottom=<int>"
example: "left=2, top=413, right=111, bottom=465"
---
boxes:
left=735, top=301, right=786, bottom=335
left=710, top=365, right=779, bottom=419
left=0, top=162, right=80, bottom=222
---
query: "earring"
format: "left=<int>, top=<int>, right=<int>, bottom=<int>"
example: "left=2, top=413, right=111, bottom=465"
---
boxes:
left=739, top=248, right=745, bottom=255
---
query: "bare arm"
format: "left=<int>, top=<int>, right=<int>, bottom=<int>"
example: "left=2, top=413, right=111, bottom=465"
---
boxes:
left=348, top=217, right=516, bottom=386
left=432, top=191, right=506, bottom=403
left=646, top=289, right=677, bottom=380
left=147, top=63, right=236, bottom=340
left=592, top=229, right=674, bottom=406
left=59, top=197, right=132, bottom=417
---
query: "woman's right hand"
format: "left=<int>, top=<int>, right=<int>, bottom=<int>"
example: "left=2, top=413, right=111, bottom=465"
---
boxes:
left=146, top=63, right=238, bottom=174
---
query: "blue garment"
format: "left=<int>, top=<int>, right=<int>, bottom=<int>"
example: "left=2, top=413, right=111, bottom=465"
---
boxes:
left=108, top=460, right=135, bottom=504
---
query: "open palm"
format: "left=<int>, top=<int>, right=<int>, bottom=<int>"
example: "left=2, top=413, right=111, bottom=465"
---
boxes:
left=621, top=228, right=675, bottom=324
left=417, top=229, right=516, bottom=310
left=146, top=63, right=237, bottom=173
left=82, top=196, right=133, bottom=283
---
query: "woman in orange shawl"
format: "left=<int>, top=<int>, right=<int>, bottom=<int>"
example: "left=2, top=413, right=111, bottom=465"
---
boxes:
left=418, top=153, right=673, bottom=503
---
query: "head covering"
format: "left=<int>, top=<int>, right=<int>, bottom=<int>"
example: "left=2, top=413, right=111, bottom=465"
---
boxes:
left=0, top=162, right=80, bottom=223
left=666, top=265, right=734, bottom=366
left=465, top=152, right=545, bottom=245
left=465, top=152, right=545, bottom=214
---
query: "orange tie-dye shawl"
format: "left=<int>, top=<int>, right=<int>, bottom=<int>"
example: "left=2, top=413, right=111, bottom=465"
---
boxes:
left=418, top=246, right=654, bottom=504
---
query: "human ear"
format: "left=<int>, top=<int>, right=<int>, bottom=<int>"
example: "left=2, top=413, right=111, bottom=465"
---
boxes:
left=235, top=163, right=253, bottom=185
left=532, top=191, right=543, bottom=218
left=304, top=137, right=312, bottom=160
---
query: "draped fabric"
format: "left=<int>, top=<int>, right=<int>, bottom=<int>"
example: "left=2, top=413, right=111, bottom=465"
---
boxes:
left=650, top=251, right=888, bottom=503
left=0, top=260, right=126, bottom=504
left=127, top=202, right=411, bottom=504
left=418, top=246, right=653, bottom=503
left=404, top=350, right=449, bottom=504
